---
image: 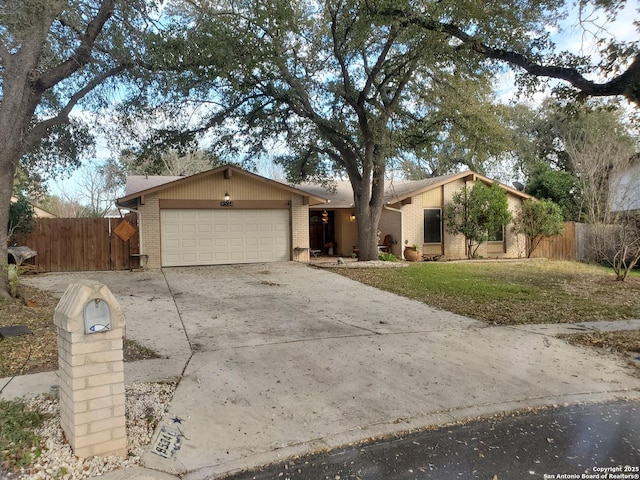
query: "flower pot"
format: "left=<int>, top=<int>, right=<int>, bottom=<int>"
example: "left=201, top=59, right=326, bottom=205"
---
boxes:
left=403, top=247, right=421, bottom=262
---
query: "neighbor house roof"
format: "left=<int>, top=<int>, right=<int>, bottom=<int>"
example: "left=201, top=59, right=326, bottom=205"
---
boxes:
left=117, top=165, right=327, bottom=208
left=10, top=196, right=57, bottom=218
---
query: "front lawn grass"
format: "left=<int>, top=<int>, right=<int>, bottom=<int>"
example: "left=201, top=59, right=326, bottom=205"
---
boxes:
left=333, top=260, right=640, bottom=325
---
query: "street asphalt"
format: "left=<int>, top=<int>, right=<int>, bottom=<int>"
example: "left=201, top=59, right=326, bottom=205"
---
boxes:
left=3, top=262, right=640, bottom=480
left=221, top=400, right=640, bottom=480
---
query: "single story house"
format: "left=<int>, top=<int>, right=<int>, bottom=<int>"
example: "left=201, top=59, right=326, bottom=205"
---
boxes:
left=116, top=165, right=532, bottom=268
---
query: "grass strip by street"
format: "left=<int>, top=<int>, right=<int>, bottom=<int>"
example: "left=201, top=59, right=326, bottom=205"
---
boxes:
left=332, top=260, right=640, bottom=325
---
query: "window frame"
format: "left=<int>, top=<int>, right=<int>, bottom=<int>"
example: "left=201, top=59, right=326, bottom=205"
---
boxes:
left=423, top=208, right=443, bottom=244
left=489, top=224, right=505, bottom=243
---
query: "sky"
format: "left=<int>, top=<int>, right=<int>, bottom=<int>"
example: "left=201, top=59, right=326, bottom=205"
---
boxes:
left=47, top=1, right=640, bottom=201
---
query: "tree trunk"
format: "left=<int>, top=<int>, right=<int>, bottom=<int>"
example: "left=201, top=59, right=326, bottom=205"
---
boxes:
left=351, top=160, right=386, bottom=261
left=0, top=167, right=13, bottom=299
left=0, top=52, right=45, bottom=299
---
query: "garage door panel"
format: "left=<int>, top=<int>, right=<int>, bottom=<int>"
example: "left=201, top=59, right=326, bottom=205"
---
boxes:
left=161, top=209, right=290, bottom=267
left=229, top=237, right=244, bottom=247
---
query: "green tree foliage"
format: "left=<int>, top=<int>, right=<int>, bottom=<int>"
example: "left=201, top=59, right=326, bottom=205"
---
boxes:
left=7, top=196, right=35, bottom=240
left=133, top=0, right=639, bottom=261
left=134, top=0, right=574, bottom=260
left=512, top=198, right=565, bottom=258
left=560, top=106, right=638, bottom=281
left=506, top=98, right=637, bottom=222
left=382, top=1, right=640, bottom=104
left=562, top=104, right=636, bottom=223
left=445, top=183, right=512, bottom=259
left=525, top=162, right=579, bottom=221
left=121, top=149, right=224, bottom=177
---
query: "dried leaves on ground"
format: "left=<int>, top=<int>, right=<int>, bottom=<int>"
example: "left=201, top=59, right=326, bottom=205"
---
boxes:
left=0, top=285, right=159, bottom=378
left=559, top=331, right=640, bottom=354
left=331, top=259, right=640, bottom=359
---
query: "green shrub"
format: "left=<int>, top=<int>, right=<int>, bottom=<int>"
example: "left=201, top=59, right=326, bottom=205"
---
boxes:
left=378, top=252, right=398, bottom=262
left=0, top=399, right=47, bottom=472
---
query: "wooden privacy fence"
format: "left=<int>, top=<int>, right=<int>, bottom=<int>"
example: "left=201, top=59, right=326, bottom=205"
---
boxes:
left=12, top=214, right=140, bottom=272
left=530, top=221, right=577, bottom=261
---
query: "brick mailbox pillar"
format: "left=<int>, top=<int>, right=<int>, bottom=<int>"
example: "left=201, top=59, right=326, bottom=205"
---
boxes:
left=54, top=280, right=127, bottom=459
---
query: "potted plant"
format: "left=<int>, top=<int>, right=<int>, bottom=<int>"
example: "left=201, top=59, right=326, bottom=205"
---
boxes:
left=324, top=241, right=336, bottom=255
left=403, top=242, right=421, bottom=262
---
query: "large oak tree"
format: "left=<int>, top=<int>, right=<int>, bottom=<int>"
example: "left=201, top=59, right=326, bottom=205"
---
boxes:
left=138, top=0, right=639, bottom=261
left=0, top=0, right=156, bottom=296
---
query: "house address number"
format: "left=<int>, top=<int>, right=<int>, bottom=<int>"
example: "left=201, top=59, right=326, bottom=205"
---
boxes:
left=152, top=426, right=182, bottom=458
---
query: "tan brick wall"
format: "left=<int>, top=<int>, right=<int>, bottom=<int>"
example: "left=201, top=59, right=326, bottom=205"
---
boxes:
left=291, top=196, right=310, bottom=262
left=506, top=196, right=526, bottom=258
left=139, top=195, right=161, bottom=269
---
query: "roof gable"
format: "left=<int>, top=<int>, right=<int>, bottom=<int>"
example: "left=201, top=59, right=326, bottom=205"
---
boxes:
left=300, top=171, right=533, bottom=208
left=117, top=165, right=327, bottom=207
left=386, top=171, right=533, bottom=205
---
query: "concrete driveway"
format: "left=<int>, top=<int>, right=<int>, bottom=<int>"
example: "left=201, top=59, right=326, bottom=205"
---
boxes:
left=21, top=262, right=640, bottom=480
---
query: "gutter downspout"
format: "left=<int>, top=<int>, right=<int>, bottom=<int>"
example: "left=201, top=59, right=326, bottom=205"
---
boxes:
left=383, top=203, right=402, bottom=257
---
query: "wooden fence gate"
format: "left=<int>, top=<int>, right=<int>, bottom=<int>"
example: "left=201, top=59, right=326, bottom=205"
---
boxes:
left=12, top=214, right=140, bottom=272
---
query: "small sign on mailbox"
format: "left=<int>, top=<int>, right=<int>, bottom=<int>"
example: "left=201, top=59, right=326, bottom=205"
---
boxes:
left=84, top=298, right=111, bottom=334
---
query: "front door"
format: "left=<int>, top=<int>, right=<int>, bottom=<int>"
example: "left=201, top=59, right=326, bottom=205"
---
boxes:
left=309, top=210, right=334, bottom=252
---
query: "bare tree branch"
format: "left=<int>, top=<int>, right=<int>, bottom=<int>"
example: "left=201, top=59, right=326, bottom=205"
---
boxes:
left=21, top=63, right=128, bottom=156
left=372, top=5, right=640, bottom=104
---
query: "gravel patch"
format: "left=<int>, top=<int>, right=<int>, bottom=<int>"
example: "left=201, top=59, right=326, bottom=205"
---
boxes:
left=9, top=382, right=176, bottom=479
left=312, top=259, right=410, bottom=268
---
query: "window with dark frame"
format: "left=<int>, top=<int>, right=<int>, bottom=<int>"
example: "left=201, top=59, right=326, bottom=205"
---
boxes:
left=490, top=225, right=505, bottom=242
left=423, top=209, right=442, bottom=243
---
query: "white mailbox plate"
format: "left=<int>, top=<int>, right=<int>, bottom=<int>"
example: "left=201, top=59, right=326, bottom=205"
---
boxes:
left=84, top=299, right=111, bottom=334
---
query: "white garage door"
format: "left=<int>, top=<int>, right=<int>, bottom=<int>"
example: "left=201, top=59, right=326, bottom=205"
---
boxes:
left=161, top=209, right=290, bottom=267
